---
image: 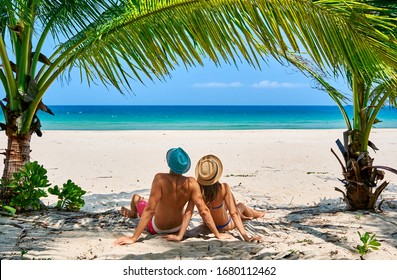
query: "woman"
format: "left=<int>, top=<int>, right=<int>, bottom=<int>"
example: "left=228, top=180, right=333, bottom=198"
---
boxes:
left=165, top=154, right=264, bottom=242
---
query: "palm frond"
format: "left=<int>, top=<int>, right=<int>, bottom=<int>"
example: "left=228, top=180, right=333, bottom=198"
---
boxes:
left=35, top=0, right=397, bottom=97
left=38, top=0, right=267, bottom=93
left=0, top=36, right=17, bottom=109
left=36, top=0, right=121, bottom=41
left=0, top=4, right=10, bottom=37
left=260, top=0, right=397, bottom=80
left=368, top=77, right=397, bottom=111
left=275, top=50, right=352, bottom=130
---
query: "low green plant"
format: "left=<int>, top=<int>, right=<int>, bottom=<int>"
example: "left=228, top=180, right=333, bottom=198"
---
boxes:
left=6, top=161, right=50, bottom=211
left=0, top=203, right=16, bottom=215
left=357, top=231, right=381, bottom=258
left=48, top=179, right=86, bottom=211
left=2, top=161, right=86, bottom=213
left=354, top=214, right=363, bottom=220
left=20, top=249, right=28, bottom=259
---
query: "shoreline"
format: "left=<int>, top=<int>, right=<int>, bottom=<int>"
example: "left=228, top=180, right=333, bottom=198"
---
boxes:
left=35, top=127, right=397, bottom=131
left=1, top=128, right=396, bottom=260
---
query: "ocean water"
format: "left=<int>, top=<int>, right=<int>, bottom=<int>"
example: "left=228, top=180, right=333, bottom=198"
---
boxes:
left=30, top=105, right=397, bottom=130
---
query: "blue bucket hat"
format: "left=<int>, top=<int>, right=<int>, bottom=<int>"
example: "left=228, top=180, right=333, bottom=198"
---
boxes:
left=166, top=147, right=191, bottom=174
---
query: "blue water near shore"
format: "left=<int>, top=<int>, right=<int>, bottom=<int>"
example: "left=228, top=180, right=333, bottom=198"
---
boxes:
left=34, top=105, right=397, bottom=130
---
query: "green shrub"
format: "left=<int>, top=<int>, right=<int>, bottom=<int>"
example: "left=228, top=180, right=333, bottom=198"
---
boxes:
left=2, top=161, right=86, bottom=213
left=0, top=203, right=16, bottom=215
left=357, top=231, right=381, bottom=257
left=6, top=161, right=50, bottom=211
left=48, top=179, right=86, bottom=211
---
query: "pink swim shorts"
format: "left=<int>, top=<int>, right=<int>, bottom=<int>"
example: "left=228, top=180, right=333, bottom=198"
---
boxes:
left=136, top=200, right=157, bottom=234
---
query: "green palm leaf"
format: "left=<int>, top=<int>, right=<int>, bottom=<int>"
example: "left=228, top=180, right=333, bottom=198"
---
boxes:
left=272, top=50, right=353, bottom=130
left=1, top=0, right=397, bottom=136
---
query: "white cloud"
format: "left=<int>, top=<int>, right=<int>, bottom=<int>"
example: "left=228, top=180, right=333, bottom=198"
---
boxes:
left=192, top=82, right=243, bottom=88
left=252, top=80, right=309, bottom=89
left=191, top=80, right=309, bottom=89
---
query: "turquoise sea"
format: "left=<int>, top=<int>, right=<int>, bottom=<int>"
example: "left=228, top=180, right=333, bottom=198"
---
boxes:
left=33, top=105, right=397, bottom=130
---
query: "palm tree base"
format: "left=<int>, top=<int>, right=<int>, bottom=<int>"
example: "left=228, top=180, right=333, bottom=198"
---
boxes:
left=335, top=181, right=389, bottom=211
left=331, top=133, right=392, bottom=211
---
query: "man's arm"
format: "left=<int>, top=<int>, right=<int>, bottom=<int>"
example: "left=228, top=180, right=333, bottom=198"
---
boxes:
left=114, top=175, right=162, bottom=245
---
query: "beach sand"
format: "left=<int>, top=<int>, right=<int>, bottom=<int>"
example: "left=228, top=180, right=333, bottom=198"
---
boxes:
left=0, top=129, right=396, bottom=260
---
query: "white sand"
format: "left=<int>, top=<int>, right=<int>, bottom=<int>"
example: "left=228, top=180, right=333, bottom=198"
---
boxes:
left=1, top=129, right=396, bottom=260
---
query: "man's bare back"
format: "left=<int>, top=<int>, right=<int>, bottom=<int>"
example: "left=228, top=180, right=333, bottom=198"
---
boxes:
left=150, top=173, right=193, bottom=230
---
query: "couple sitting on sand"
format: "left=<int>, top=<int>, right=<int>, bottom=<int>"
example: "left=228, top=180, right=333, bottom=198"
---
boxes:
left=114, top=147, right=264, bottom=245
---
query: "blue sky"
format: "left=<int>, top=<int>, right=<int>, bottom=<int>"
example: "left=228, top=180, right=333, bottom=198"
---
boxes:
left=1, top=27, right=350, bottom=106
left=43, top=56, right=349, bottom=106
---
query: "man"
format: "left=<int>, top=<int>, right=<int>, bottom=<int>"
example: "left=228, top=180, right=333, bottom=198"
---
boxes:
left=114, top=147, right=230, bottom=245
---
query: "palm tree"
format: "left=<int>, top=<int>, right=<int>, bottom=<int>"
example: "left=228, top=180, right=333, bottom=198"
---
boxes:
left=1, top=0, right=397, bottom=205
left=292, top=1, right=397, bottom=211
left=278, top=0, right=397, bottom=206
left=283, top=52, right=397, bottom=210
left=251, top=0, right=397, bottom=211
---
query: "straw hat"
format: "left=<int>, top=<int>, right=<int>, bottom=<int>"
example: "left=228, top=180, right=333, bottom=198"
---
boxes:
left=195, top=155, right=223, bottom=186
left=166, top=147, right=191, bottom=174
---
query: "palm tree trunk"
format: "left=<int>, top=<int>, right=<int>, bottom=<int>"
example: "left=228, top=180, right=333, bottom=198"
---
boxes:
left=333, top=133, right=389, bottom=210
left=2, top=132, right=32, bottom=180
left=0, top=132, right=32, bottom=201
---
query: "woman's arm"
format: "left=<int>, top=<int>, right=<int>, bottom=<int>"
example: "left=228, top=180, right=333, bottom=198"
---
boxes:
left=224, top=183, right=261, bottom=242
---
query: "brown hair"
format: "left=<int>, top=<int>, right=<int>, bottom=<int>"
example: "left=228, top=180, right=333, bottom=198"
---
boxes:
left=200, top=182, right=221, bottom=205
